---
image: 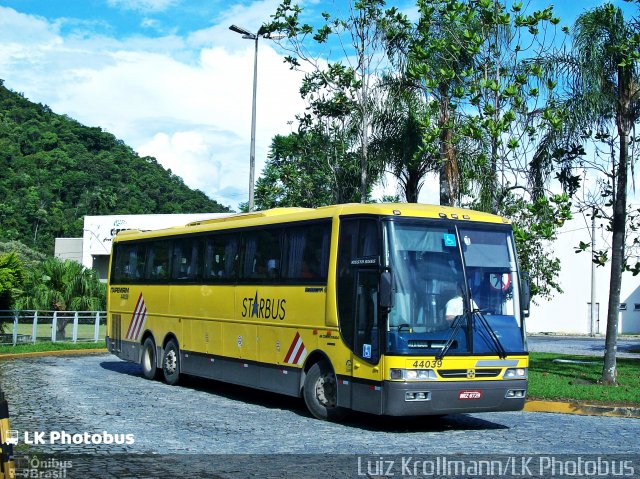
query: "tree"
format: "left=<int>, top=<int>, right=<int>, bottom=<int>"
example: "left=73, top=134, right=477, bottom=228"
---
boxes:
left=267, top=0, right=399, bottom=202
left=254, top=132, right=335, bottom=209
left=536, top=4, right=640, bottom=385
left=0, top=252, right=24, bottom=333
left=369, top=74, right=437, bottom=203
left=407, top=0, right=562, bottom=210
left=254, top=127, right=365, bottom=210
left=384, top=0, right=569, bottom=299
left=16, top=258, right=106, bottom=340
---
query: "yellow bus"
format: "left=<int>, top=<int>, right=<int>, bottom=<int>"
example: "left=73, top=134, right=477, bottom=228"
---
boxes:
left=106, top=203, right=530, bottom=420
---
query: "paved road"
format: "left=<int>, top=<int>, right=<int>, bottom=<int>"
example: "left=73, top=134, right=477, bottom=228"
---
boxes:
left=1, top=353, right=639, bottom=477
left=528, top=334, right=640, bottom=358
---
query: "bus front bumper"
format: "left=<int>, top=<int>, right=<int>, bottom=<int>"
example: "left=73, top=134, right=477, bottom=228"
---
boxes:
left=382, top=379, right=527, bottom=416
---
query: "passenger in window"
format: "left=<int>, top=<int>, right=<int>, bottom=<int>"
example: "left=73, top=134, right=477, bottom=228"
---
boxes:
left=252, top=259, right=267, bottom=279
left=267, top=259, right=279, bottom=279
left=300, top=259, right=316, bottom=279
left=445, top=285, right=478, bottom=322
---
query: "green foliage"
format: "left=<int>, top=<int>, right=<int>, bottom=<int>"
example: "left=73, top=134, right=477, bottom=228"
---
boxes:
left=0, top=81, right=230, bottom=254
left=534, top=4, right=640, bottom=384
left=14, top=257, right=106, bottom=340
left=0, top=240, right=46, bottom=271
left=267, top=0, right=394, bottom=202
left=0, top=252, right=24, bottom=311
left=528, top=352, right=640, bottom=404
left=369, top=75, right=439, bottom=203
left=0, top=341, right=105, bottom=355
left=254, top=130, right=364, bottom=210
left=407, top=0, right=564, bottom=211
left=16, top=257, right=106, bottom=312
left=498, top=193, right=572, bottom=300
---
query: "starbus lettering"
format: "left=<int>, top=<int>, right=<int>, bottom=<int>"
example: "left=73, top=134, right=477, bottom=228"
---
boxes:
left=242, top=292, right=286, bottom=320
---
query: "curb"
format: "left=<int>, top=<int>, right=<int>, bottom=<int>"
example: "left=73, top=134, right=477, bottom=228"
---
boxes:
left=0, top=348, right=108, bottom=360
left=524, top=400, right=640, bottom=419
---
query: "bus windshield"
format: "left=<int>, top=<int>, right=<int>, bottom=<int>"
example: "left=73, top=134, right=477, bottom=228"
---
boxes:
left=384, top=220, right=525, bottom=356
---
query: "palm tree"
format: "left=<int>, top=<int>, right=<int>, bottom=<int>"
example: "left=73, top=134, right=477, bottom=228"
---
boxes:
left=536, top=4, right=639, bottom=384
left=16, top=258, right=106, bottom=340
left=370, top=75, right=438, bottom=202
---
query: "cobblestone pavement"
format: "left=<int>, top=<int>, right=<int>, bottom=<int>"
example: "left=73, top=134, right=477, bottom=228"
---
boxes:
left=2, top=354, right=639, bottom=477
left=528, top=335, right=640, bottom=358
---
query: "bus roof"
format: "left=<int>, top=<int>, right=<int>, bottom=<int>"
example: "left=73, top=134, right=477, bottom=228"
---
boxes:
left=112, top=203, right=509, bottom=242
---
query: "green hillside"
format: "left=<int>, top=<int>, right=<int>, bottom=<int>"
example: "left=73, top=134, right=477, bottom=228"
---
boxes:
left=0, top=80, right=230, bottom=253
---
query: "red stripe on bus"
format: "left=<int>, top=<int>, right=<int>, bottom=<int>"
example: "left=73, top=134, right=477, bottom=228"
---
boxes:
left=129, top=298, right=145, bottom=340
left=284, top=332, right=300, bottom=363
left=292, top=342, right=306, bottom=365
left=125, top=293, right=144, bottom=339
left=132, top=306, right=147, bottom=340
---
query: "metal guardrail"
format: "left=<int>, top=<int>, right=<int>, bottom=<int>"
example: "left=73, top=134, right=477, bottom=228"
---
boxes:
left=0, top=310, right=106, bottom=345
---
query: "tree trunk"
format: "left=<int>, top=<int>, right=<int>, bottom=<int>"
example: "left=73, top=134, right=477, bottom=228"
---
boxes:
left=438, top=85, right=458, bottom=206
left=601, top=75, right=631, bottom=384
left=404, top=168, right=421, bottom=203
left=57, top=318, right=68, bottom=341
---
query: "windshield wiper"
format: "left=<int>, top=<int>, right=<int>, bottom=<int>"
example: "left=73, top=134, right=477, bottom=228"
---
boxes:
left=473, top=309, right=507, bottom=359
left=436, top=314, right=466, bottom=360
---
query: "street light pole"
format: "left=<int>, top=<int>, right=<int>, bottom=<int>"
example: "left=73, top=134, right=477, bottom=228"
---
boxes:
left=229, top=25, right=283, bottom=212
left=249, top=34, right=259, bottom=213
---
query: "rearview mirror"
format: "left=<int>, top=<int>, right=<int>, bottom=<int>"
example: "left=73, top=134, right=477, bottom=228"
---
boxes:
left=379, top=270, right=394, bottom=310
left=520, top=272, right=531, bottom=317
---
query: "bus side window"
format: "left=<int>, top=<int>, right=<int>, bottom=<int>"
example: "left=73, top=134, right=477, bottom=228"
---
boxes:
left=204, top=235, right=238, bottom=281
left=114, top=243, right=146, bottom=282
left=282, top=222, right=331, bottom=282
left=242, top=229, right=282, bottom=282
left=172, top=238, right=203, bottom=281
left=146, top=240, right=171, bottom=280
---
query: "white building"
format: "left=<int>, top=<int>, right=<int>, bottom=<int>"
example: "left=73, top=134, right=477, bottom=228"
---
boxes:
left=529, top=212, right=640, bottom=335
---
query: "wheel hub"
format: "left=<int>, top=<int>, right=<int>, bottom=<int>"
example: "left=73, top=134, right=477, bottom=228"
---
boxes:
left=164, top=350, right=177, bottom=374
left=315, top=373, right=337, bottom=408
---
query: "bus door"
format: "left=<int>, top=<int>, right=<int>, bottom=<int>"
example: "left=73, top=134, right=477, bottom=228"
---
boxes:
left=337, top=218, right=383, bottom=414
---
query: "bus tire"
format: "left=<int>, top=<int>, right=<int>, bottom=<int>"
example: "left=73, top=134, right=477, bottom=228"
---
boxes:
left=162, top=339, right=181, bottom=386
left=141, top=337, right=158, bottom=380
left=303, top=361, right=347, bottom=421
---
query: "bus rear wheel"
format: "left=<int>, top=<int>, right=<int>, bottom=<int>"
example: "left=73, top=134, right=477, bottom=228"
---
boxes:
left=141, top=337, right=158, bottom=380
left=162, top=339, right=181, bottom=385
left=303, top=361, right=347, bottom=421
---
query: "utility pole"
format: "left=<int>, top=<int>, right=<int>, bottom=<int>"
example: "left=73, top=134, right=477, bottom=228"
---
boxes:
left=229, top=25, right=284, bottom=212
left=590, top=208, right=597, bottom=336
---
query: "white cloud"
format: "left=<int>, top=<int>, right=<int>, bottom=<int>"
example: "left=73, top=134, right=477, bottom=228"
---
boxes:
left=107, top=0, right=180, bottom=13
left=0, top=3, right=306, bottom=210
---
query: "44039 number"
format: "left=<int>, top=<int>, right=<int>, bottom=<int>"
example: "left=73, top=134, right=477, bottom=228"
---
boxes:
left=412, top=359, right=443, bottom=368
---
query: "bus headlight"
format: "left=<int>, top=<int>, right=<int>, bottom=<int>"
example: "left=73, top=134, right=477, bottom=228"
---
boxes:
left=390, top=369, right=437, bottom=381
left=504, top=367, right=527, bottom=379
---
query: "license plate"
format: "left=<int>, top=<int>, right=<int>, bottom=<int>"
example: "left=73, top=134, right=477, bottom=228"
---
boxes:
left=458, top=390, right=482, bottom=400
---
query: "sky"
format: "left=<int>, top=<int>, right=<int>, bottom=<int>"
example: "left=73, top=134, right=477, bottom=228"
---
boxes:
left=0, top=0, right=633, bottom=211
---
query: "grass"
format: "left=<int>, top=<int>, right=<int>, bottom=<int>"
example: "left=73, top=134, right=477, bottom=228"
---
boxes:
left=528, top=352, right=640, bottom=406
left=12, top=322, right=106, bottom=341
left=0, top=341, right=105, bottom=355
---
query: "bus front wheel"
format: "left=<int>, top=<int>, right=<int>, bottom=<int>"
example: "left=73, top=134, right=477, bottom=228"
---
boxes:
left=162, top=339, right=181, bottom=385
left=303, top=361, right=347, bottom=421
left=141, top=337, right=158, bottom=380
